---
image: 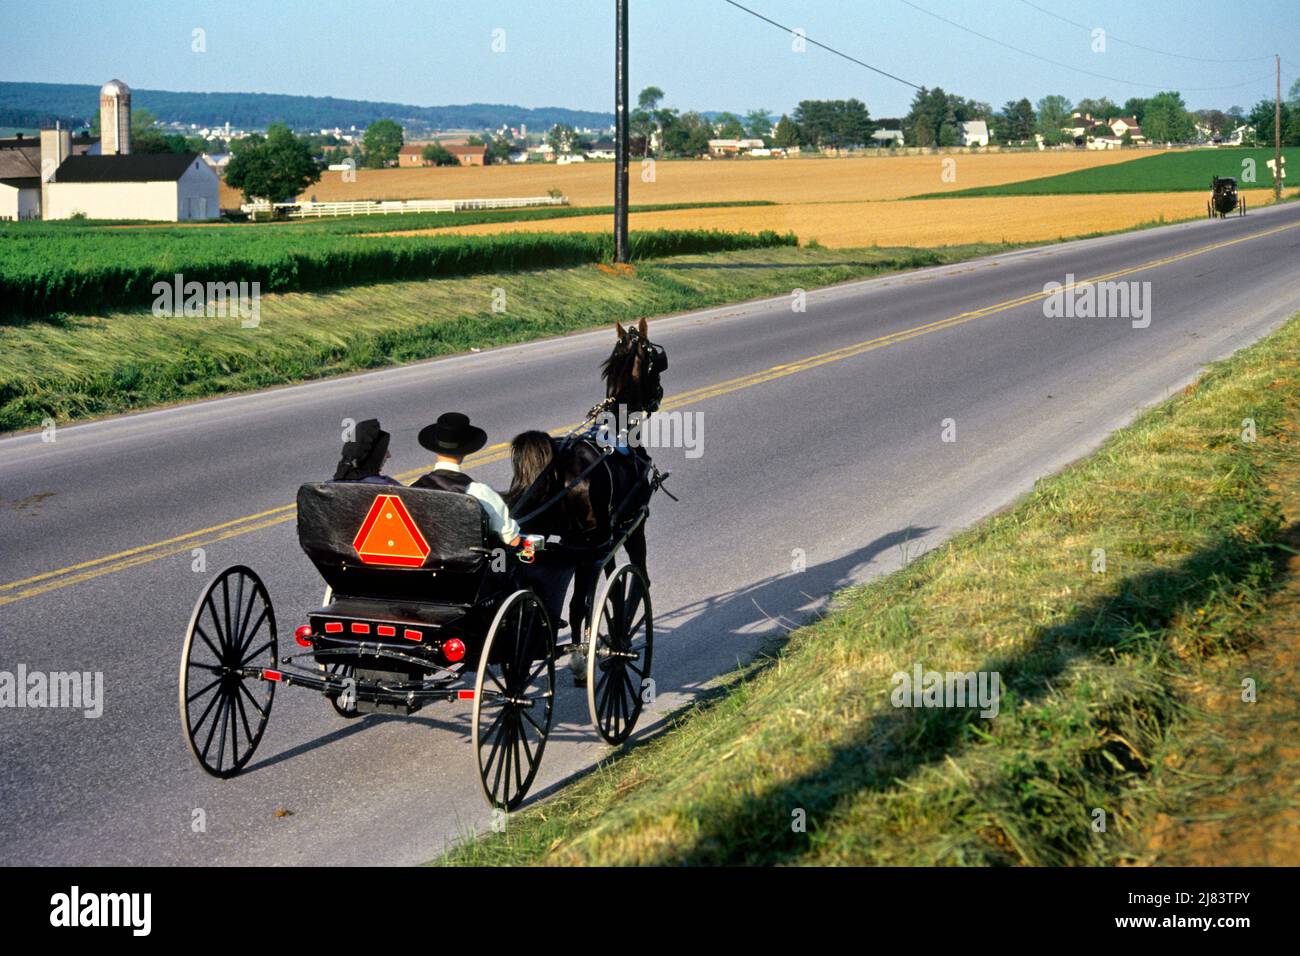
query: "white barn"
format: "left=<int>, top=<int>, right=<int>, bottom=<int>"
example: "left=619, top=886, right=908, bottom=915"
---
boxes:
left=45, top=152, right=219, bottom=221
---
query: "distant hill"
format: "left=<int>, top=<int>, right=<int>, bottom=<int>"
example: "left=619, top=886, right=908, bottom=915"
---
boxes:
left=0, top=81, right=614, bottom=132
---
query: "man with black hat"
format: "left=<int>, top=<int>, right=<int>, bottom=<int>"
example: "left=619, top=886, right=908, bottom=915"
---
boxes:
left=415, top=412, right=575, bottom=641
left=412, top=412, right=520, bottom=546
left=332, top=418, right=400, bottom=486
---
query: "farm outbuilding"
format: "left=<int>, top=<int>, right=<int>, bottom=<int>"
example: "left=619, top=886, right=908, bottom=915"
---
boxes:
left=44, top=153, right=220, bottom=221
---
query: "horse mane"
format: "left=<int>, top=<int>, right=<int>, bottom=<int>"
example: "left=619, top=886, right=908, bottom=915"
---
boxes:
left=604, top=332, right=644, bottom=398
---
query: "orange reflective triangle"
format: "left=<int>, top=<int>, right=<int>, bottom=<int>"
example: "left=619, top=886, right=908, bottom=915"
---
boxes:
left=352, top=494, right=431, bottom=567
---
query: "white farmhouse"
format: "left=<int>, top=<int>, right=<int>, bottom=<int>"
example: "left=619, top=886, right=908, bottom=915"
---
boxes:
left=961, top=120, right=990, bottom=147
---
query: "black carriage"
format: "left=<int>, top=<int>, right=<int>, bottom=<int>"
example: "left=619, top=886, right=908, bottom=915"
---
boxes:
left=178, top=480, right=655, bottom=810
left=1208, top=175, right=1245, bottom=219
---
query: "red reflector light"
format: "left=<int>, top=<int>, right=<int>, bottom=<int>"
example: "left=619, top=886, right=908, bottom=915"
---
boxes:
left=262, top=669, right=283, bottom=682
left=324, top=622, right=343, bottom=634
left=403, top=628, right=422, bottom=642
left=442, top=637, right=466, bottom=662
left=377, top=625, right=396, bottom=637
left=350, top=622, right=370, bottom=634
left=457, top=690, right=475, bottom=700
left=294, top=625, right=313, bottom=647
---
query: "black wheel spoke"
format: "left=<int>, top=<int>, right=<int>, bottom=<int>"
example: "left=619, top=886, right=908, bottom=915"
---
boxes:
left=193, top=624, right=224, bottom=666
left=236, top=679, right=268, bottom=718
left=238, top=638, right=274, bottom=668
left=235, top=607, right=269, bottom=661
left=186, top=675, right=223, bottom=704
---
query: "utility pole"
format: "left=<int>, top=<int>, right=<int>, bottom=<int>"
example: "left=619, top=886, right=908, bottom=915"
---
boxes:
left=614, top=0, right=630, bottom=263
left=1276, top=54, right=1283, bottom=203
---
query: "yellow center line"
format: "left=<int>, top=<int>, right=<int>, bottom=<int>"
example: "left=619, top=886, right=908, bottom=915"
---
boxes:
left=3, top=217, right=1298, bottom=608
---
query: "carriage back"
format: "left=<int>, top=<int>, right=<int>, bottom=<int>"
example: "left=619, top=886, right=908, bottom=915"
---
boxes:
left=296, top=482, right=493, bottom=604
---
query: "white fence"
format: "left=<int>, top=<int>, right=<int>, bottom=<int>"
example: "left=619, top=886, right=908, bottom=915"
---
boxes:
left=239, top=195, right=566, bottom=219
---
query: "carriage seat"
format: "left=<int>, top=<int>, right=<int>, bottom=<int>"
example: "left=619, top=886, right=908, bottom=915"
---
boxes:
left=296, top=482, right=496, bottom=605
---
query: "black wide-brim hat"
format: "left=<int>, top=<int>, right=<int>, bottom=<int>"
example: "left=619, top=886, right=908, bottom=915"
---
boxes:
left=418, top=411, right=488, bottom=457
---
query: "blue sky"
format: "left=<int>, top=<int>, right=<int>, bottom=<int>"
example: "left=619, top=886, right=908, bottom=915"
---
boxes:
left=1, top=0, right=1293, bottom=117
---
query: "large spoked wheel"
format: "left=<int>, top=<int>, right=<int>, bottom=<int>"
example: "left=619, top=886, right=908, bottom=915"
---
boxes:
left=179, top=566, right=277, bottom=778
left=586, top=563, right=653, bottom=745
left=473, top=590, right=555, bottom=810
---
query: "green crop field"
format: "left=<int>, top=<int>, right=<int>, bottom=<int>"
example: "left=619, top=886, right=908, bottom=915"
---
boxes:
left=0, top=222, right=792, bottom=318
left=916, top=147, right=1299, bottom=198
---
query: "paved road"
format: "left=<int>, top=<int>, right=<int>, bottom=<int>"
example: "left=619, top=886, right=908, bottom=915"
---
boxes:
left=3, top=202, right=1300, bottom=865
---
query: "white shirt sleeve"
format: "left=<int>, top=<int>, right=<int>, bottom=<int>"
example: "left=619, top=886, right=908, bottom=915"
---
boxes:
left=466, top=480, right=521, bottom=544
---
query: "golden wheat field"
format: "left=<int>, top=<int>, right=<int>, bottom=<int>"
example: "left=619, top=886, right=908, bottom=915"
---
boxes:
left=374, top=190, right=1278, bottom=248
left=216, top=151, right=1139, bottom=210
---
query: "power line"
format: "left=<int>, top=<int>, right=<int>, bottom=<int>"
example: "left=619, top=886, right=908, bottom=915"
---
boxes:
left=895, top=0, right=1272, bottom=93
left=1014, top=0, right=1274, bottom=65
left=719, top=0, right=923, bottom=90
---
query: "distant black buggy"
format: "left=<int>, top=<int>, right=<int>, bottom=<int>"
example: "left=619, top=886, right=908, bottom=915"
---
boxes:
left=1208, top=175, right=1246, bottom=219
left=178, top=481, right=654, bottom=810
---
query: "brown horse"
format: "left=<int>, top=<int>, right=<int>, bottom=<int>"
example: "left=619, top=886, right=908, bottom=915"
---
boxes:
left=505, top=317, right=666, bottom=640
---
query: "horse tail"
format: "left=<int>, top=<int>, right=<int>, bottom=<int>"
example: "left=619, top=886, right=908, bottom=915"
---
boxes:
left=506, top=430, right=555, bottom=508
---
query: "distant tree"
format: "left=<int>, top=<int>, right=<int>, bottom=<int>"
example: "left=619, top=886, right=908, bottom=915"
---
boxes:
left=905, top=87, right=961, bottom=147
left=995, top=98, right=1036, bottom=143
left=421, top=143, right=459, bottom=166
left=628, top=87, right=667, bottom=157
left=793, top=99, right=875, bottom=150
left=638, top=86, right=665, bottom=111
left=224, top=122, right=321, bottom=203
left=547, top=123, right=578, bottom=153
left=1123, top=97, right=1149, bottom=125
left=714, top=112, right=747, bottom=139
left=1141, top=91, right=1195, bottom=143
left=1246, top=98, right=1299, bottom=147
left=1289, top=78, right=1300, bottom=110
left=481, top=133, right=514, bottom=164
left=661, top=110, right=712, bottom=156
left=1091, top=124, right=1114, bottom=138
left=1075, top=97, right=1118, bottom=119
left=1036, top=94, right=1073, bottom=145
left=744, top=109, right=774, bottom=139
left=773, top=113, right=799, bottom=148
left=1197, top=109, right=1229, bottom=137
left=362, top=119, right=403, bottom=168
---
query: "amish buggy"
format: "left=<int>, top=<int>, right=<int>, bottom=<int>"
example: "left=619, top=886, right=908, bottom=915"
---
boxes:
left=1208, top=176, right=1245, bottom=219
left=178, top=320, right=673, bottom=810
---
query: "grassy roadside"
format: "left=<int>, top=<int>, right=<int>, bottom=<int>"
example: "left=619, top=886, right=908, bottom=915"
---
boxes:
left=0, top=241, right=1015, bottom=432
left=441, top=311, right=1300, bottom=866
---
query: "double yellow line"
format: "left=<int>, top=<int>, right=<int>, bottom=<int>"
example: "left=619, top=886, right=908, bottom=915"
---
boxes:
left=3, top=217, right=1297, bottom=608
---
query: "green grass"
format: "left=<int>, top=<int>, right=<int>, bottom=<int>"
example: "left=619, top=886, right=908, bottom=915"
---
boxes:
left=0, top=225, right=793, bottom=318
left=914, top=147, right=1300, bottom=198
left=0, top=242, right=1015, bottom=432
left=439, top=311, right=1300, bottom=866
